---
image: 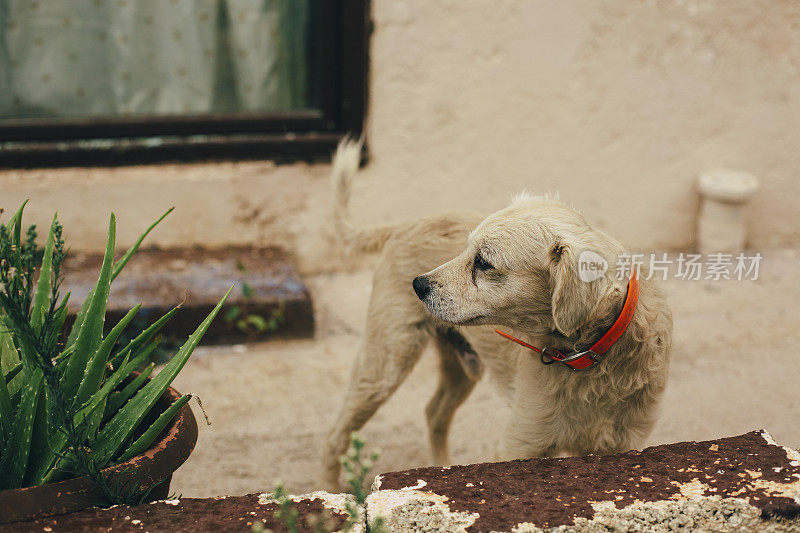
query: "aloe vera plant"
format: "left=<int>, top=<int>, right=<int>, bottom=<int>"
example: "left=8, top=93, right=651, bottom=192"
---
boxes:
left=0, top=202, right=231, bottom=499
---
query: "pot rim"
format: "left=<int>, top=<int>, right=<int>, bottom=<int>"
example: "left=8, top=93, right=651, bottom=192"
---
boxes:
left=0, top=379, right=198, bottom=524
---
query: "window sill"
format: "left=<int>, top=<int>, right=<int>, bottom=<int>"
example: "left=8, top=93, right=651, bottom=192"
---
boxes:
left=0, top=131, right=345, bottom=168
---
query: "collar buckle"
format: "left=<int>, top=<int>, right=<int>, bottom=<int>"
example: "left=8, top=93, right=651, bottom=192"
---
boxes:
left=495, top=268, right=638, bottom=371
left=541, top=346, right=602, bottom=370
left=563, top=349, right=599, bottom=364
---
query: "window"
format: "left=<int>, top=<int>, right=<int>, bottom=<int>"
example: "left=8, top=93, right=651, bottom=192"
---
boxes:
left=0, top=0, right=369, bottom=167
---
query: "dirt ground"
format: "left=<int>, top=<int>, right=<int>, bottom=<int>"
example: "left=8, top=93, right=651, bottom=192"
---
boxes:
left=169, top=249, right=800, bottom=499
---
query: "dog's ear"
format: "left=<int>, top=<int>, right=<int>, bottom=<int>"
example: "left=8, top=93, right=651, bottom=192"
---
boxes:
left=549, top=241, right=603, bottom=337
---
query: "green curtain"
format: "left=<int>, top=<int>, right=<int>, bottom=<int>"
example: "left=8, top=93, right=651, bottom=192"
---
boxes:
left=0, top=0, right=311, bottom=120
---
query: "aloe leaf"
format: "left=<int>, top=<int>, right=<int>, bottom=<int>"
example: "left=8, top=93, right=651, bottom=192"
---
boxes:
left=5, top=199, right=27, bottom=249
left=80, top=305, right=142, bottom=437
left=3, top=362, right=21, bottom=383
left=3, top=200, right=28, bottom=276
left=30, top=215, right=57, bottom=333
left=94, top=286, right=232, bottom=464
left=116, top=394, right=191, bottom=463
left=63, top=215, right=115, bottom=406
left=9, top=328, right=38, bottom=380
left=8, top=387, right=21, bottom=407
left=65, top=299, right=88, bottom=351
left=76, top=352, right=131, bottom=425
left=111, top=208, right=174, bottom=281
left=107, top=306, right=179, bottom=371
left=0, top=369, right=42, bottom=489
left=36, top=336, right=161, bottom=482
left=24, top=384, right=48, bottom=485
left=36, top=337, right=162, bottom=485
left=75, top=304, right=141, bottom=409
left=0, top=330, right=22, bottom=401
left=66, top=208, right=173, bottom=348
left=104, top=363, right=153, bottom=421
left=53, top=343, right=73, bottom=365
left=76, top=338, right=160, bottom=426
left=0, top=363, right=12, bottom=437
left=65, top=294, right=90, bottom=350
left=53, top=291, right=71, bottom=333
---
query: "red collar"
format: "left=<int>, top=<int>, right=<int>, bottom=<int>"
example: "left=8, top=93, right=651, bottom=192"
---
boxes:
left=495, top=269, right=639, bottom=371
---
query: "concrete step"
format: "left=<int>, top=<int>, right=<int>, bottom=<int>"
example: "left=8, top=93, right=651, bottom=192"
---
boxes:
left=61, top=247, right=314, bottom=344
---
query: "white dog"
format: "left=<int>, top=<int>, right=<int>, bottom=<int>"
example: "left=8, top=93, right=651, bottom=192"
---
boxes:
left=321, top=139, right=672, bottom=489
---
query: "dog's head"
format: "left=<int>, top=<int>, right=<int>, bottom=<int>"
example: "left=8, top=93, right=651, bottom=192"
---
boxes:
left=412, top=194, right=626, bottom=339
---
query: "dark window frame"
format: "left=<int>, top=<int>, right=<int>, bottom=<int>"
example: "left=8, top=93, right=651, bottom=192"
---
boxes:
left=0, top=0, right=369, bottom=168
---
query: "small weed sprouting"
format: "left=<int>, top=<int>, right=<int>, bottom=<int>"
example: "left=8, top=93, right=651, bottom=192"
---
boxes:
left=340, top=433, right=385, bottom=533
left=253, top=481, right=336, bottom=533
left=256, top=434, right=386, bottom=533
left=340, top=433, right=378, bottom=505
left=223, top=280, right=286, bottom=339
left=272, top=482, right=299, bottom=533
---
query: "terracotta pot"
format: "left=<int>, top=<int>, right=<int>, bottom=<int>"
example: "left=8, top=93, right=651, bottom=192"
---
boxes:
left=0, top=378, right=198, bottom=524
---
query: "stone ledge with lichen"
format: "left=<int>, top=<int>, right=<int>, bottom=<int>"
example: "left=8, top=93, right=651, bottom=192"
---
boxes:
left=369, top=430, right=800, bottom=532
left=0, top=491, right=363, bottom=532
left=5, top=430, right=800, bottom=532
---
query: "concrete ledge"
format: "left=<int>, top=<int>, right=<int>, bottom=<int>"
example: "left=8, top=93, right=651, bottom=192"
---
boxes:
left=370, top=430, right=800, bottom=532
left=6, top=431, right=799, bottom=531
left=0, top=491, right=362, bottom=533
left=62, top=247, right=314, bottom=343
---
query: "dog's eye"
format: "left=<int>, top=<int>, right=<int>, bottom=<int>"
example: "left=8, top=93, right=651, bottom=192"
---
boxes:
left=474, top=253, right=494, bottom=272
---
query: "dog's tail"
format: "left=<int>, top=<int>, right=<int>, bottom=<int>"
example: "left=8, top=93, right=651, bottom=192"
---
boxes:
left=331, top=136, right=396, bottom=254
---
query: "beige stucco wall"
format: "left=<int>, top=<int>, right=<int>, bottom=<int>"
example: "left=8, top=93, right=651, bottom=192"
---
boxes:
left=2, top=0, right=799, bottom=272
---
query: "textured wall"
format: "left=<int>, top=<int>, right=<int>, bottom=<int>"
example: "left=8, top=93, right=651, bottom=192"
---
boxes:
left=358, top=0, right=800, bottom=252
left=2, top=0, right=799, bottom=271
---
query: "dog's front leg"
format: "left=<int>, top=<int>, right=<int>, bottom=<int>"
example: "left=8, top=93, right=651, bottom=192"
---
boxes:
left=495, top=357, right=559, bottom=461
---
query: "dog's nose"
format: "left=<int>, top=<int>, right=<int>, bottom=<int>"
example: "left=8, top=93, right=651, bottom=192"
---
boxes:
left=412, top=276, right=431, bottom=300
